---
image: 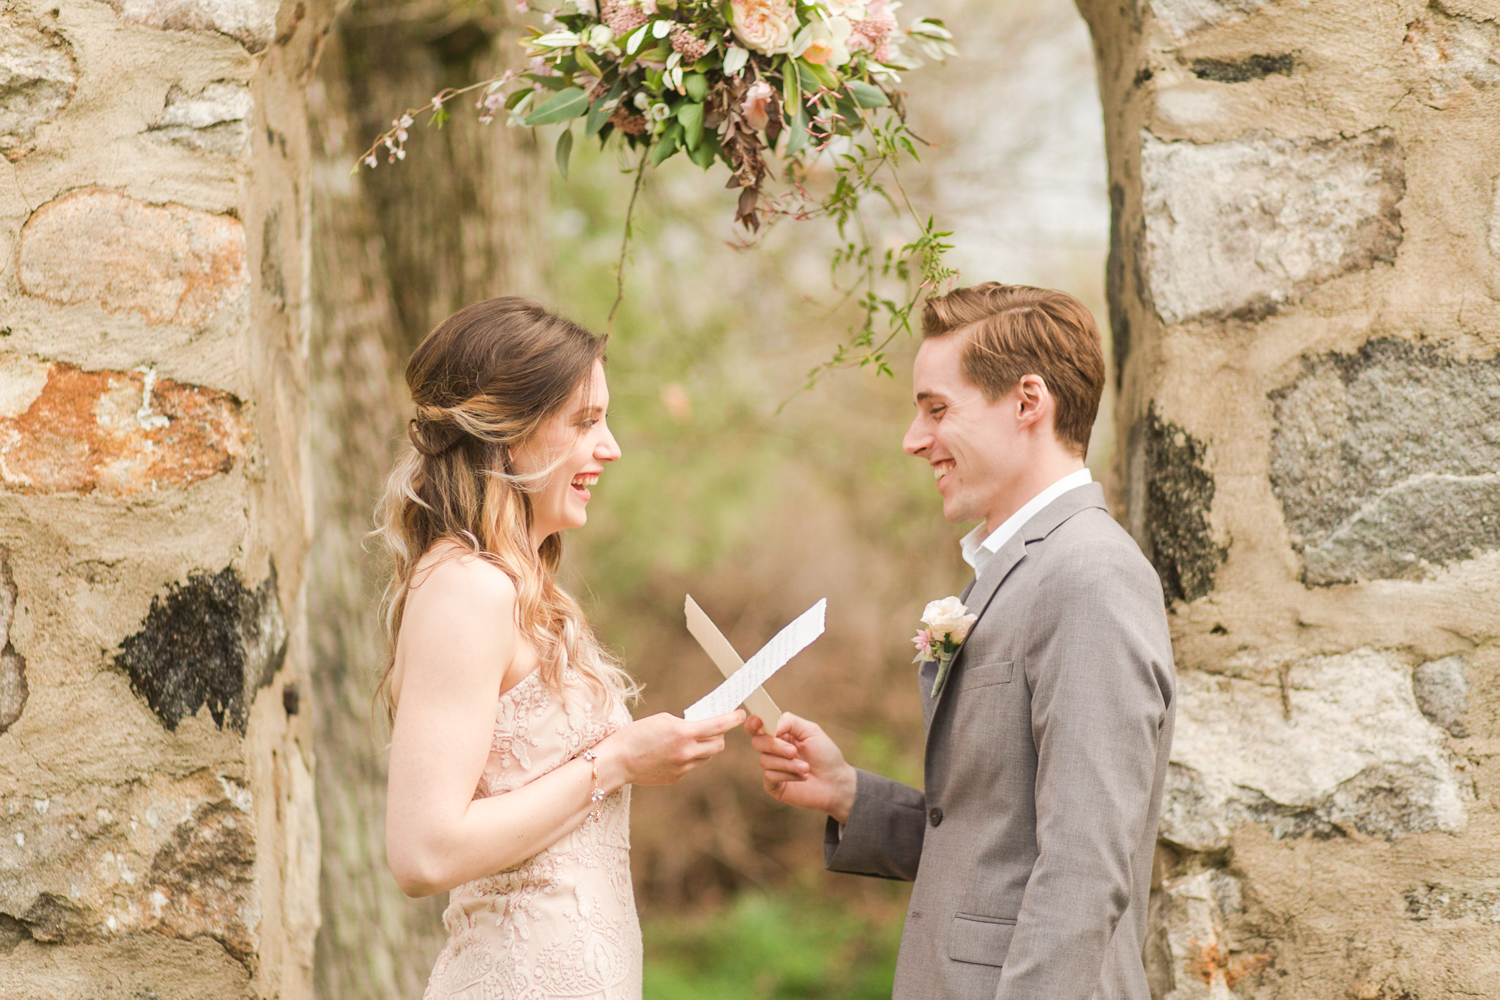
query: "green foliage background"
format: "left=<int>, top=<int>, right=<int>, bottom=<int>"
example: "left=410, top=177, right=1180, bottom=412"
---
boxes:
left=532, top=0, right=1110, bottom=991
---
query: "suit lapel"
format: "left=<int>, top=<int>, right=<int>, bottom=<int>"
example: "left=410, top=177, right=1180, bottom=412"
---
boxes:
left=922, top=483, right=1112, bottom=730
left=922, top=533, right=1027, bottom=719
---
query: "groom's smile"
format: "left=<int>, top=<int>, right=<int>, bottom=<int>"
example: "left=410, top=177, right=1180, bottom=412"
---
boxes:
left=904, top=332, right=1023, bottom=531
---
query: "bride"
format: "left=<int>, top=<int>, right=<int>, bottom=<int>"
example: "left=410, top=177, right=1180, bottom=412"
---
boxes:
left=373, top=297, right=745, bottom=999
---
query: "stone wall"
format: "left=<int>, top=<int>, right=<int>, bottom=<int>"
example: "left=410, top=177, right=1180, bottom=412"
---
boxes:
left=0, top=1, right=333, bottom=997
left=1076, top=0, right=1500, bottom=996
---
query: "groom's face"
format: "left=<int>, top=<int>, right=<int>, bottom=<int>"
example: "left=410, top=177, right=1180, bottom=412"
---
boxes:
left=903, top=332, right=1022, bottom=527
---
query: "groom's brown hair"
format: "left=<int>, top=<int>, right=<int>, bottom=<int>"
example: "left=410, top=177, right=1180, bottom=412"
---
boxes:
left=922, top=283, right=1106, bottom=458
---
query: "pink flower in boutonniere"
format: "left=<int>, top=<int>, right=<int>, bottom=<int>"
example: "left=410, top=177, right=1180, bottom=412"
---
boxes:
left=912, top=596, right=977, bottom=698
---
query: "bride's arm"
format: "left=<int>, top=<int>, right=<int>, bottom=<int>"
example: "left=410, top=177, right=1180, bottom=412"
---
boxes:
left=384, top=556, right=742, bottom=898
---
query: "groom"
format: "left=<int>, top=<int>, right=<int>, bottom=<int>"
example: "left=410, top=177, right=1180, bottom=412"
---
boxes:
left=747, top=283, right=1176, bottom=999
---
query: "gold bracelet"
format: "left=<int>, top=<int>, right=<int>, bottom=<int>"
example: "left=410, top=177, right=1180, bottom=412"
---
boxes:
left=582, top=750, right=605, bottom=820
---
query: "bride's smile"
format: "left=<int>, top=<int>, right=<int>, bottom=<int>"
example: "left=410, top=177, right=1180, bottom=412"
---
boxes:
left=510, top=359, right=620, bottom=547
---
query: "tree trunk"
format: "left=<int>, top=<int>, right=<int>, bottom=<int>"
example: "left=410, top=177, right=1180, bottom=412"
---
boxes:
left=1075, top=1, right=1500, bottom=996
left=307, top=4, right=542, bottom=997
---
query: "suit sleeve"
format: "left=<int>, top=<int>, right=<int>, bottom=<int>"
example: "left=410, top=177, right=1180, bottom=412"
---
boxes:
left=823, top=768, right=927, bottom=881
left=994, top=541, right=1173, bottom=1000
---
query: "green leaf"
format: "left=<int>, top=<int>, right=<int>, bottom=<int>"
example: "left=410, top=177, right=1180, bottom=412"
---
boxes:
left=683, top=71, right=708, bottom=102
left=648, top=127, right=682, bottom=165
left=795, top=59, right=825, bottom=96
left=803, top=59, right=839, bottom=91
left=505, top=88, right=532, bottom=110
left=677, top=101, right=704, bottom=150
left=780, top=57, right=801, bottom=111
left=687, top=135, right=718, bottom=169
left=555, top=127, right=573, bottom=177
left=845, top=80, right=889, bottom=108
left=585, top=95, right=612, bottom=137
left=574, top=48, right=602, bottom=78
left=722, top=44, right=749, bottom=76
left=522, top=73, right=569, bottom=92
left=525, top=87, right=589, bottom=125
left=784, top=100, right=809, bottom=155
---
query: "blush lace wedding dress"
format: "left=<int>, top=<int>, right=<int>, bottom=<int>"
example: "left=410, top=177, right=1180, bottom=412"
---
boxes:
left=422, top=667, right=642, bottom=1000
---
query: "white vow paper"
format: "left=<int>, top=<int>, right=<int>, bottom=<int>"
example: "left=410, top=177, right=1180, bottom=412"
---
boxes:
left=684, top=596, right=782, bottom=725
left=682, top=598, right=826, bottom=722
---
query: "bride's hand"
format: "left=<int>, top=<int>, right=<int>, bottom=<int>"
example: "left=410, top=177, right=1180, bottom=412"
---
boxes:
left=595, top=710, right=746, bottom=788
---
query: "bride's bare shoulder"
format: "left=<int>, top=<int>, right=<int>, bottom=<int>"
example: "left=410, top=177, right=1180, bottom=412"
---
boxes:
left=407, top=538, right=517, bottom=611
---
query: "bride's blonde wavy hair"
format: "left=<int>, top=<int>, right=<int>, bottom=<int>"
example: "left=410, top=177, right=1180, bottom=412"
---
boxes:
left=372, top=297, right=638, bottom=724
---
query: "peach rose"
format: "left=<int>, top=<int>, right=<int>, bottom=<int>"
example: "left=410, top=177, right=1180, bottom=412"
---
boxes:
left=741, top=79, right=775, bottom=131
left=730, top=0, right=799, bottom=55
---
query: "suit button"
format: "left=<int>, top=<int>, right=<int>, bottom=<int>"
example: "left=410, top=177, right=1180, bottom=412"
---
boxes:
left=929, top=807, right=944, bottom=827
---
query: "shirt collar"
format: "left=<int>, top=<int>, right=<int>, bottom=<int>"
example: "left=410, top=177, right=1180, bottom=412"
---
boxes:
left=960, top=468, right=1094, bottom=578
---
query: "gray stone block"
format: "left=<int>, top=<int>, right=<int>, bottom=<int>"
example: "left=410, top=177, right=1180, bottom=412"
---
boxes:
left=1140, top=129, right=1404, bottom=325
left=145, top=81, right=253, bottom=157
left=0, top=16, right=76, bottom=161
left=1413, top=654, right=1469, bottom=738
left=1146, top=0, right=1274, bottom=38
left=1162, top=650, right=1470, bottom=851
left=1269, top=338, right=1500, bottom=585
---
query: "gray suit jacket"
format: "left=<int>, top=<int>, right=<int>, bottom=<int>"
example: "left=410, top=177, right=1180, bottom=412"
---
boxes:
left=825, top=484, right=1175, bottom=1000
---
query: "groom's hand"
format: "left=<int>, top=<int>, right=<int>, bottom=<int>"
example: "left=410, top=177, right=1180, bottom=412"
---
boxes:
left=745, top=713, right=857, bottom=825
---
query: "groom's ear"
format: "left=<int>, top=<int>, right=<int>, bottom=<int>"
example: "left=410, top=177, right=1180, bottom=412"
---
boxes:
left=1013, top=374, right=1053, bottom=427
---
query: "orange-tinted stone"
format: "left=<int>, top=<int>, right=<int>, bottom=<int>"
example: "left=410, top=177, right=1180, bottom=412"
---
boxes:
left=0, top=361, right=247, bottom=496
left=17, top=189, right=248, bottom=327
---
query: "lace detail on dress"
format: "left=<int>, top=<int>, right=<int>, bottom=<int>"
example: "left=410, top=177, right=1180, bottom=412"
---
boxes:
left=488, top=669, right=549, bottom=775
left=425, top=667, right=640, bottom=1000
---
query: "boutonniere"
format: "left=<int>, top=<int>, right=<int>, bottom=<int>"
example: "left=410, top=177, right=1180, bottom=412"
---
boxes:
left=912, top=597, right=979, bottom=699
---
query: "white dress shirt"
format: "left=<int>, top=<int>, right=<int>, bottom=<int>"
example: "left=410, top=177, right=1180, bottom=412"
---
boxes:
left=960, top=468, right=1094, bottom=580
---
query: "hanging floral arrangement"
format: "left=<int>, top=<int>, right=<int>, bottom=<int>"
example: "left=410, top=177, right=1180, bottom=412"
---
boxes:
left=360, top=0, right=957, bottom=383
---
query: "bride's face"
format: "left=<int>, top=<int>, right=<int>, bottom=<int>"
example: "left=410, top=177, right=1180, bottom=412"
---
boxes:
left=511, top=361, right=620, bottom=547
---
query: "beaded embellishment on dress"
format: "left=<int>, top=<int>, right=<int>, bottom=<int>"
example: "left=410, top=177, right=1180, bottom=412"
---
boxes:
left=423, top=668, right=641, bottom=1000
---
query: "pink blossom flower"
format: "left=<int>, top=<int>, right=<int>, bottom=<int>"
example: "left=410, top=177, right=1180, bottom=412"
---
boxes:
left=741, top=79, right=775, bottom=131
left=670, top=25, right=709, bottom=63
left=600, top=0, right=648, bottom=35
left=850, top=11, right=896, bottom=62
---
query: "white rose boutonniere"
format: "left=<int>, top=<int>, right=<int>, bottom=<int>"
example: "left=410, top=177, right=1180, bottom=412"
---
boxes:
left=912, top=596, right=978, bottom=698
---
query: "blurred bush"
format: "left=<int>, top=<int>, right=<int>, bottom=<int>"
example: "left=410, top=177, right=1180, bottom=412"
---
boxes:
left=643, top=887, right=908, bottom=1000
left=542, top=0, right=1109, bottom=920
left=309, top=0, right=1109, bottom=992
left=546, top=133, right=956, bottom=909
